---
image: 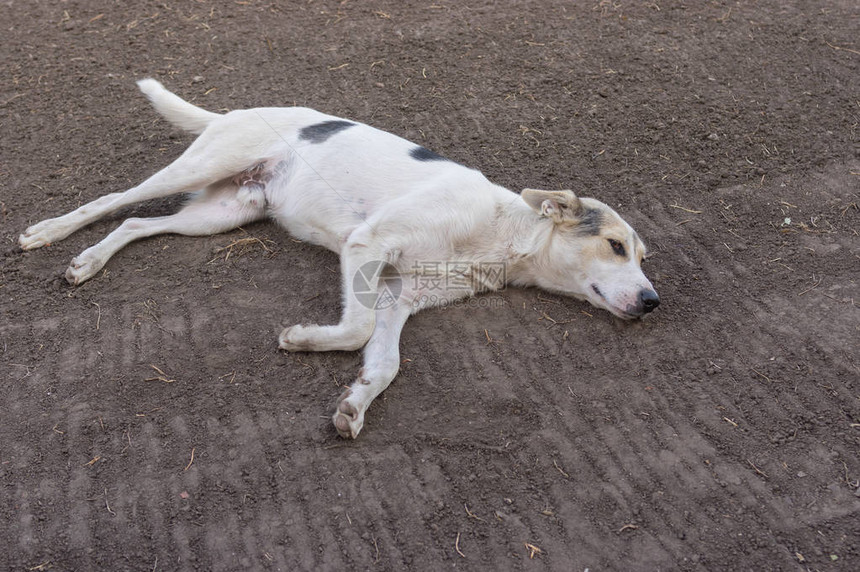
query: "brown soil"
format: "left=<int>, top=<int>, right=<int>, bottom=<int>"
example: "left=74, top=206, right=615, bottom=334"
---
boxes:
left=2, top=1, right=859, bottom=570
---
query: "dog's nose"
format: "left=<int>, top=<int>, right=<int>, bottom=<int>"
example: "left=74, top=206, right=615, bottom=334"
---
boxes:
left=639, top=289, right=660, bottom=314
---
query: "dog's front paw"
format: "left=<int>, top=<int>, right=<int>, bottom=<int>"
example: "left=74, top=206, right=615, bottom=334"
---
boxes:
left=65, top=254, right=105, bottom=286
left=279, top=323, right=370, bottom=352
left=278, top=324, right=317, bottom=352
left=332, top=388, right=365, bottom=439
left=19, top=219, right=69, bottom=250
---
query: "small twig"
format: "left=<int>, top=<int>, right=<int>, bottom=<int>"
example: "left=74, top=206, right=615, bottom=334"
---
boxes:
left=524, top=542, right=543, bottom=559
left=747, top=459, right=768, bottom=478
left=797, top=276, right=822, bottom=296
left=669, top=203, right=703, bottom=214
left=618, top=523, right=639, bottom=533
left=751, top=368, right=772, bottom=383
left=104, top=488, right=116, bottom=515
left=455, top=532, right=466, bottom=558
left=213, top=237, right=273, bottom=262
left=92, top=301, right=101, bottom=330
left=146, top=364, right=176, bottom=383
left=372, top=535, right=380, bottom=563
left=825, top=41, right=860, bottom=56
left=539, top=312, right=574, bottom=327
left=723, top=417, right=738, bottom=428
left=464, top=504, right=484, bottom=521
left=553, top=459, right=570, bottom=478
left=484, top=329, right=502, bottom=345
left=184, top=447, right=195, bottom=471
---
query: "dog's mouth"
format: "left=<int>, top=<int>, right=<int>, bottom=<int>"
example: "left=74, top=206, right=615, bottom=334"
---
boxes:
left=590, top=284, right=640, bottom=320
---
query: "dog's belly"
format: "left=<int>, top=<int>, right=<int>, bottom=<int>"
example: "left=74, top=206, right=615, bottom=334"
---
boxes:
left=260, top=146, right=418, bottom=253
left=273, top=215, right=353, bottom=252
left=266, top=179, right=376, bottom=253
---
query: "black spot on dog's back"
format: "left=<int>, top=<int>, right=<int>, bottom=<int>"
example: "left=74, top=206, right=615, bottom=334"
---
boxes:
left=299, top=120, right=356, bottom=143
left=410, top=146, right=453, bottom=162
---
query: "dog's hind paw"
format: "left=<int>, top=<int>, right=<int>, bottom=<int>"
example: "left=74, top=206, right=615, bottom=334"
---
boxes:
left=333, top=389, right=364, bottom=439
left=65, top=254, right=105, bottom=286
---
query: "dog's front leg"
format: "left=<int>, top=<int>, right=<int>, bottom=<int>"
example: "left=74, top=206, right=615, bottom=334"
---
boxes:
left=279, top=230, right=398, bottom=352
left=333, top=299, right=412, bottom=438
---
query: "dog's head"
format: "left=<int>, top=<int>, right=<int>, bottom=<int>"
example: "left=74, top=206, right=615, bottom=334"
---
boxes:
left=522, top=189, right=659, bottom=320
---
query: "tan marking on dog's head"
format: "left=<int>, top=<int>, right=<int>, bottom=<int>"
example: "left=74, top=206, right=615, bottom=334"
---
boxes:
left=522, top=190, right=659, bottom=319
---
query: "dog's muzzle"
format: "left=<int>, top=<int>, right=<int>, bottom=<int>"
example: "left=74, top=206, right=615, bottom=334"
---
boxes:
left=638, top=289, right=660, bottom=314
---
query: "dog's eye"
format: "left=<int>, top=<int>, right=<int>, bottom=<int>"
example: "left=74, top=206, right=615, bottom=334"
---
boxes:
left=608, top=239, right=626, bottom=257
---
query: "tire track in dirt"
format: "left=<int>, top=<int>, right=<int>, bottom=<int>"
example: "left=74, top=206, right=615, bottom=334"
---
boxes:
left=97, top=302, right=195, bottom=570
left=522, top=358, right=689, bottom=567
left=330, top=444, right=452, bottom=567
left=427, top=322, right=634, bottom=568
left=47, top=312, right=106, bottom=566
left=281, top=432, right=336, bottom=569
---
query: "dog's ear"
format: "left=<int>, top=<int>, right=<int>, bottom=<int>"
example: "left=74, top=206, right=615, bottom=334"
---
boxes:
left=521, top=189, right=583, bottom=223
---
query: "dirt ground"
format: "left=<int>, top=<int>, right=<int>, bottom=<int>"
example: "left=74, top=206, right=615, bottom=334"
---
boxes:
left=2, top=1, right=859, bottom=570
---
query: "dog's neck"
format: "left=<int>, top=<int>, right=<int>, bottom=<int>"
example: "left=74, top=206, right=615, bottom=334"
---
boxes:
left=453, top=193, right=555, bottom=290
left=498, top=197, right=556, bottom=287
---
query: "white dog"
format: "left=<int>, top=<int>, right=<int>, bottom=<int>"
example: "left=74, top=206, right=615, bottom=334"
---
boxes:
left=19, top=79, right=659, bottom=438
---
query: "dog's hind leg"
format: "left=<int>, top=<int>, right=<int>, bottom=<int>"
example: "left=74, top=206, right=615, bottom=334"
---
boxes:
left=64, top=186, right=266, bottom=285
left=19, top=128, right=262, bottom=251
left=332, top=299, right=412, bottom=438
left=279, top=226, right=399, bottom=352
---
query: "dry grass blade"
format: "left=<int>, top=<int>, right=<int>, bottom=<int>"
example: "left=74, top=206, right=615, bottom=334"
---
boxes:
left=669, top=203, right=703, bottom=214
left=184, top=447, right=196, bottom=471
left=213, top=237, right=275, bottom=262
left=455, top=532, right=466, bottom=557
left=146, top=364, right=176, bottom=383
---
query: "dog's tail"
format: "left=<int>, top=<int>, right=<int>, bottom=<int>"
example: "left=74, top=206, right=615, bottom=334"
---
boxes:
left=137, top=78, right=221, bottom=135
